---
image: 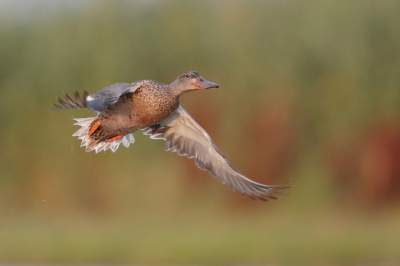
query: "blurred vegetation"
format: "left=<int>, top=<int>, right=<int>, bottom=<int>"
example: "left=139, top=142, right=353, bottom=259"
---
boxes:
left=1, top=0, right=400, bottom=265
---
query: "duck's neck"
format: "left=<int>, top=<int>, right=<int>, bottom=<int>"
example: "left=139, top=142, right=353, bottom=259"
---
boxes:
left=167, top=81, right=187, bottom=97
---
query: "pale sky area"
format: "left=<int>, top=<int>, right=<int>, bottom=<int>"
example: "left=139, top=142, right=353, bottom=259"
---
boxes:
left=0, top=0, right=153, bottom=23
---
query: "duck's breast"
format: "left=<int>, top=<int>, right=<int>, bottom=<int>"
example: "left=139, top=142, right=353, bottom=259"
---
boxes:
left=132, top=86, right=179, bottom=127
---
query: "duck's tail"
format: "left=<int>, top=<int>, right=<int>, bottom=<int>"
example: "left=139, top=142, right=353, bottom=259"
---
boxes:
left=72, top=117, right=135, bottom=153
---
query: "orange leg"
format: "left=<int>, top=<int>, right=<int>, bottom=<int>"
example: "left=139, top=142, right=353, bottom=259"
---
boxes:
left=89, top=121, right=101, bottom=136
left=107, top=135, right=124, bottom=142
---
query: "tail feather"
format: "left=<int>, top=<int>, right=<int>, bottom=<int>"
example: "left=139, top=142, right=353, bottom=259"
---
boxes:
left=72, top=117, right=135, bottom=153
left=53, top=90, right=88, bottom=110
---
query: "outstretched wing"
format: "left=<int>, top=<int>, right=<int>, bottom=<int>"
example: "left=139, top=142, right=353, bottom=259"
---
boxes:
left=86, top=83, right=140, bottom=112
left=143, top=106, right=288, bottom=200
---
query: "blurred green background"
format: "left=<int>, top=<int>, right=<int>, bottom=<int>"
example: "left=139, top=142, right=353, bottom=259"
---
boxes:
left=1, top=0, right=400, bottom=265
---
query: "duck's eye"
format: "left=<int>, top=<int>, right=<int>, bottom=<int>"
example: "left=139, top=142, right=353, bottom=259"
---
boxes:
left=185, top=74, right=190, bottom=78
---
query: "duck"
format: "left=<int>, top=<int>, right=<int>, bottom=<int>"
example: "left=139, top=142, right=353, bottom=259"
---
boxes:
left=53, top=71, right=288, bottom=200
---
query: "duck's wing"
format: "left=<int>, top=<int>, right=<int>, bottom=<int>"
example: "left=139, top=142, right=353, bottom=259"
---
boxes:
left=86, top=83, right=141, bottom=112
left=53, top=90, right=89, bottom=110
left=143, top=106, right=288, bottom=200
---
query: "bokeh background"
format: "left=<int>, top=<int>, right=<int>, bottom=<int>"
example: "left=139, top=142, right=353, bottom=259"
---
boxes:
left=1, top=0, right=400, bottom=265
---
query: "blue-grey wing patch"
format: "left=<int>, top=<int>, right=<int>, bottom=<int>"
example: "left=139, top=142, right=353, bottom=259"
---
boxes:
left=86, top=83, right=140, bottom=112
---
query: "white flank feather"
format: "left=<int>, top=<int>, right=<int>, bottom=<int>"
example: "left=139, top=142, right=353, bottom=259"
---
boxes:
left=72, top=117, right=135, bottom=153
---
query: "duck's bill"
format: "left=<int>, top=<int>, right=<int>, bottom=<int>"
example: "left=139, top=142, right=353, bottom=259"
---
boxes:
left=193, top=77, right=220, bottom=90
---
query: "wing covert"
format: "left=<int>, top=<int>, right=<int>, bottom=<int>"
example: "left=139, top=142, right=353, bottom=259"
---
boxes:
left=87, top=83, right=140, bottom=112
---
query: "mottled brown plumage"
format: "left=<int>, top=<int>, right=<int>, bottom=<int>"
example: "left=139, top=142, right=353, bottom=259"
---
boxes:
left=88, top=80, right=180, bottom=147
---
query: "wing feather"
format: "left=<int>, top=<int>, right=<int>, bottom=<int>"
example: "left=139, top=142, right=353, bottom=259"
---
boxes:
left=53, top=90, right=89, bottom=110
left=144, top=106, right=289, bottom=200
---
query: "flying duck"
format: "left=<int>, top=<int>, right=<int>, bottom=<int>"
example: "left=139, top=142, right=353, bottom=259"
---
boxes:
left=53, top=71, right=288, bottom=200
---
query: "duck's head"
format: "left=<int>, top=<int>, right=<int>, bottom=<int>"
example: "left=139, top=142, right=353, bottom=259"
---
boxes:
left=170, top=71, right=219, bottom=95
